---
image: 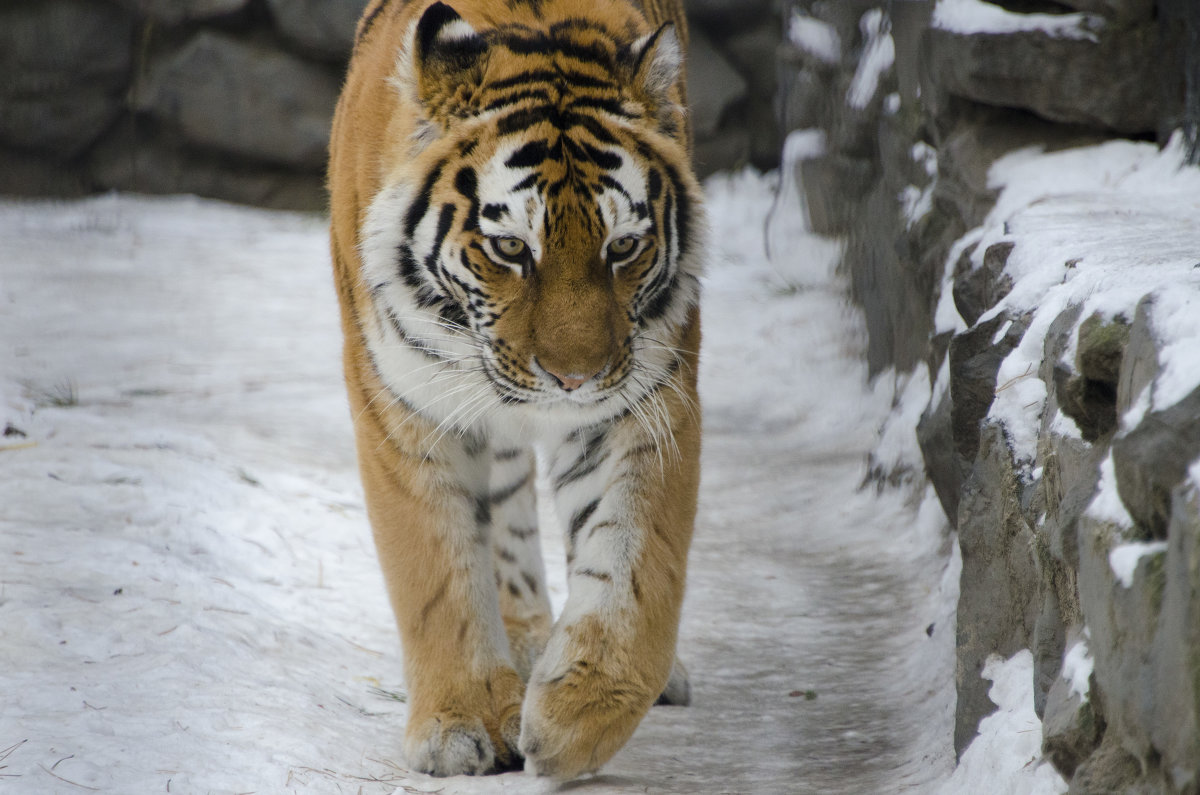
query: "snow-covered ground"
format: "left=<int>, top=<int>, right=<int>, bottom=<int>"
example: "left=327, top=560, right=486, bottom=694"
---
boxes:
left=2, top=171, right=1056, bottom=792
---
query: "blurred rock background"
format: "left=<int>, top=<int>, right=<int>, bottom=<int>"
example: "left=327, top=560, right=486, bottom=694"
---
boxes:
left=0, top=0, right=782, bottom=209
left=777, top=1, right=1199, bottom=792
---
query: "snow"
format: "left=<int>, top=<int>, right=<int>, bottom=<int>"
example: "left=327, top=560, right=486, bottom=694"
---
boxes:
left=1086, top=454, right=1134, bottom=528
left=0, top=173, right=974, bottom=792
left=961, top=135, right=1200, bottom=465
left=1145, top=287, right=1200, bottom=412
left=932, top=0, right=1101, bottom=41
left=1061, top=635, right=1093, bottom=702
left=1048, top=408, right=1084, bottom=442
left=872, top=366, right=933, bottom=479
left=900, top=142, right=938, bottom=229
left=1109, top=542, right=1169, bottom=589
left=934, top=651, right=1068, bottom=794
left=788, top=13, right=841, bottom=65
left=846, top=9, right=894, bottom=110
left=934, top=228, right=981, bottom=337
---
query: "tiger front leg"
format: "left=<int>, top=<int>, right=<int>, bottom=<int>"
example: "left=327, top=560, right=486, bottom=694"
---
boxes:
left=488, top=446, right=553, bottom=681
left=353, top=402, right=524, bottom=775
left=519, top=411, right=699, bottom=779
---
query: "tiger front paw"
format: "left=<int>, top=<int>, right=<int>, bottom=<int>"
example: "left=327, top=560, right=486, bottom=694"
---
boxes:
left=518, top=643, right=660, bottom=779
left=403, top=668, right=524, bottom=776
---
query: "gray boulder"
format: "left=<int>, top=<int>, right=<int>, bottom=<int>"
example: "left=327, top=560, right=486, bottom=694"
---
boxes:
left=686, top=27, right=749, bottom=140
left=0, top=1, right=134, bottom=158
left=266, top=0, right=370, bottom=59
left=132, top=31, right=342, bottom=170
left=954, top=421, right=1042, bottom=756
left=1076, top=479, right=1200, bottom=792
left=1113, top=384, right=1200, bottom=540
left=108, top=0, right=249, bottom=26
left=1147, top=484, right=1200, bottom=793
left=797, top=154, right=875, bottom=235
left=947, top=311, right=1029, bottom=465
left=952, top=241, right=1013, bottom=327
left=90, top=121, right=326, bottom=210
left=1059, top=314, right=1129, bottom=444
left=922, top=22, right=1161, bottom=135
left=918, top=379, right=965, bottom=526
left=1041, top=632, right=1102, bottom=778
left=684, top=0, right=773, bottom=31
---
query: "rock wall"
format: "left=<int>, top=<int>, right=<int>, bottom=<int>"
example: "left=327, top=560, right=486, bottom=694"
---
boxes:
left=781, top=0, right=1200, bottom=791
left=0, top=0, right=780, bottom=210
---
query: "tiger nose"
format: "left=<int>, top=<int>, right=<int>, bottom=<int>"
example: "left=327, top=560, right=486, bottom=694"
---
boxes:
left=539, top=360, right=599, bottom=392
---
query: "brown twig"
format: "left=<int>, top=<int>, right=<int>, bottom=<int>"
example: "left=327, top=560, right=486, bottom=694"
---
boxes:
left=38, top=764, right=100, bottom=791
left=994, top=362, right=1035, bottom=394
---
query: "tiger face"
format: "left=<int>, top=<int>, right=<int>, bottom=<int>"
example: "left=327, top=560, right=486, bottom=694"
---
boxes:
left=358, top=2, right=704, bottom=431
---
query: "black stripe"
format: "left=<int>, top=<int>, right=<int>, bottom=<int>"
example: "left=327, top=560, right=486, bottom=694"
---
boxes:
left=440, top=298, right=470, bottom=329
left=511, top=173, right=539, bottom=192
left=455, top=167, right=479, bottom=230
left=641, top=272, right=678, bottom=322
left=397, top=243, right=422, bottom=290
left=486, top=69, right=559, bottom=91
left=568, top=498, right=600, bottom=546
left=425, top=203, right=457, bottom=276
left=597, top=174, right=632, bottom=203
left=356, top=0, right=396, bottom=44
left=663, top=162, right=691, bottom=259
left=500, top=33, right=615, bottom=70
left=481, top=203, right=508, bottom=222
left=475, top=494, right=492, bottom=526
left=554, top=451, right=607, bottom=490
left=576, top=568, right=611, bottom=582
left=505, top=139, right=552, bottom=169
left=567, top=95, right=631, bottom=118
left=484, top=88, right=553, bottom=112
left=582, top=141, right=621, bottom=171
left=661, top=190, right=675, bottom=266
left=565, top=112, right=619, bottom=145
left=497, top=105, right=561, bottom=135
left=454, top=166, right=477, bottom=199
left=490, top=471, right=532, bottom=505
left=647, top=168, right=662, bottom=200
left=405, top=161, right=445, bottom=238
left=382, top=306, right=445, bottom=361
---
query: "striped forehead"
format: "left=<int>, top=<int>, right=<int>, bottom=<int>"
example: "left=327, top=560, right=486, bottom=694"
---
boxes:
left=474, top=131, right=652, bottom=240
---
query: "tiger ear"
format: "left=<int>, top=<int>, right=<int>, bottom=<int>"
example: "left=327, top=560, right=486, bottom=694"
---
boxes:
left=629, top=23, right=683, bottom=111
left=412, top=2, right=488, bottom=111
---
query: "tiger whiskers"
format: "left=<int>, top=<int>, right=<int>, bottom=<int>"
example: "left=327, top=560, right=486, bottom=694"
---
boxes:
left=622, top=370, right=678, bottom=475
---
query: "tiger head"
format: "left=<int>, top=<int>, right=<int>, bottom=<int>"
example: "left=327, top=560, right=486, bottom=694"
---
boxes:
left=358, top=1, right=705, bottom=426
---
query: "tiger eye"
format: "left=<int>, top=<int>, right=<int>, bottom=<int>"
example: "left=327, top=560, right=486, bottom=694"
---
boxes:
left=608, top=235, right=638, bottom=259
left=495, top=237, right=527, bottom=260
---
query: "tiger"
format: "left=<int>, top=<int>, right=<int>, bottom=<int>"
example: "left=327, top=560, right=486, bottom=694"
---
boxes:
left=327, top=0, right=705, bottom=779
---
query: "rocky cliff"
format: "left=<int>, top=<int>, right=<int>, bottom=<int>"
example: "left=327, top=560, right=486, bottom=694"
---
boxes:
left=780, top=0, right=1200, bottom=791
left=0, top=0, right=778, bottom=209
